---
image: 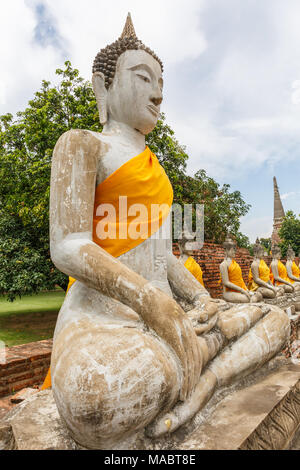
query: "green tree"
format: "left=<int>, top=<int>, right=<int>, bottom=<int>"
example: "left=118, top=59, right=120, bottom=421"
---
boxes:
left=279, top=211, right=300, bottom=257
left=0, top=61, right=251, bottom=299
left=178, top=170, right=251, bottom=244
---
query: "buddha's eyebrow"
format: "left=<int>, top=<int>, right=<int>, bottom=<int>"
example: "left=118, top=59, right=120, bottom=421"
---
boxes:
left=127, top=64, right=156, bottom=76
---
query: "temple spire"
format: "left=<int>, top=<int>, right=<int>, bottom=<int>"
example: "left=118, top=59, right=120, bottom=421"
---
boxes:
left=271, top=176, right=285, bottom=248
left=120, top=12, right=137, bottom=39
left=273, top=176, right=285, bottom=221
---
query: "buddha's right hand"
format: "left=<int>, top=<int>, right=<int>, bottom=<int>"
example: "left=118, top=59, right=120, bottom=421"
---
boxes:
left=140, top=284, right=203, bottom=402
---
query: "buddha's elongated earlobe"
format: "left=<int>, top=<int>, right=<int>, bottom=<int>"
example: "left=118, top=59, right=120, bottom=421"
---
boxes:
left=92, top=72, right=108, bottom=125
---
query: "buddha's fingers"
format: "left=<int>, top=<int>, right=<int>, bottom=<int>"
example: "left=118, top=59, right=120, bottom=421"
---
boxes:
left=181, top=319, right=195, bottom=398
left=146, top=369, right=217, bottom=438
left=170, top=320, right=189, bottom=402
left=183, top=317, right=203, bottom=394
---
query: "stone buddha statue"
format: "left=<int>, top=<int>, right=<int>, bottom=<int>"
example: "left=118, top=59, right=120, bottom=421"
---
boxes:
left=49, top=14, right=290, bottom=449
left=270, top=244, right=295, bottom=293
left=178, top=232, right=205, bottom=288
left=286, top=246, right=300, bottom=291
left=220, top=235, right=263, bottom=303
left=248, top=239, right=283, bottom=298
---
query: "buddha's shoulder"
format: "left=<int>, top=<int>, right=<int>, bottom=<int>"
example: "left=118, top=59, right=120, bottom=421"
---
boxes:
left=54, top=129, right=106, bottom=156
left=220, top=259, right=229, bottom=269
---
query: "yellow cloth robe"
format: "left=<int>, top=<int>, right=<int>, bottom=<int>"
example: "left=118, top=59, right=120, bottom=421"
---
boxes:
left=248, top=259, right=271, bottom=291
left=270, top=261, right=290, bottom=286
left=184, top=256, right=204, bottom=287
left=287, top=261, right=300, bottom=284
left=220, top=259, right=247, bottom=292
left=41, top=147, right=173, bottom=390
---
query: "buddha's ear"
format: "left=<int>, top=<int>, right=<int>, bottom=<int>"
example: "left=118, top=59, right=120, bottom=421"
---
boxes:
left=92, top=72, right=107, bottom=125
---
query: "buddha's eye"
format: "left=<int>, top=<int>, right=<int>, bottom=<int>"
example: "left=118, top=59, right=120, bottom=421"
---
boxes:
left=137, top=73, right=151, bottom=83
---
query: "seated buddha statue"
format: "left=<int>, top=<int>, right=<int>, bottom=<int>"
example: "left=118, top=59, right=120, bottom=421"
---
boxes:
left=178, top=232, right=205, bottom=288
left=49, top=14, right=290, bottom=449
left=270, top=244, right=295, bottom=293
left=248, top=239, right=284, bottom=298
left=220, top=235, right=263, bottom=303
left=286, top=246, right=300, bottom=291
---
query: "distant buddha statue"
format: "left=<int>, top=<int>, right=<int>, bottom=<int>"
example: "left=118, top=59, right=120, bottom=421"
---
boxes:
left=178, top=232, right=205, bottom=288
left=270, top=244, right=295, bottom=293
left=248, top=239, right=284, bottom=298
left=220, top=235, right=263, bottom=303
left=48, top=14, right=290, bottom=449
left=286, top=246, right=300, bottom=291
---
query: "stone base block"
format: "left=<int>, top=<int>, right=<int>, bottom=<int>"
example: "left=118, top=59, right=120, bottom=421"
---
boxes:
left=1, top=359, right=300, bottom=450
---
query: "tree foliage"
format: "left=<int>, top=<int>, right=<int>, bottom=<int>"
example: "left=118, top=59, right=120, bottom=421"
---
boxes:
left=178, top=170, right=251, bottom=244
left=0, top=61, right=250, bottom=299
left=279, top=211, right=300, bottom=257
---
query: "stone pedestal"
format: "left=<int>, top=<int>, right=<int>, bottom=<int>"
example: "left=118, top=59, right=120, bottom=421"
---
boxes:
left=1, top=357, right=300, bottom=450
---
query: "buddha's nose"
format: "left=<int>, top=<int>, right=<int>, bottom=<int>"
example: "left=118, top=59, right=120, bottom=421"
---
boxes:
left=150, top=86, right=163, bottom=106
left=151, top=95, right=163, bottom=106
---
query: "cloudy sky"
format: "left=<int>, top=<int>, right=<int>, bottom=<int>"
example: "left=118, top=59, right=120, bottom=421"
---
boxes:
left=1, top=0, right=300, bottom=241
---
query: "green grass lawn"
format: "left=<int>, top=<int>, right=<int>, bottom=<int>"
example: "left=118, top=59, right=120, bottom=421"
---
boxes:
left=0, top=291, right=65, bottom=347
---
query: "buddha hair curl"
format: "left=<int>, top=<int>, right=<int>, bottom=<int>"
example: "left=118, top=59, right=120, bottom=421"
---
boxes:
left=92, top=13, right=163, bottom=90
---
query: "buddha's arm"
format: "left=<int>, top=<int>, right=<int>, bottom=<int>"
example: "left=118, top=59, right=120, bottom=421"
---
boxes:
left=220, top=262, right=249, bottom=296
left=286, top=262, right=300, bottom=282
left=166, top=252, right=210, bottom=302
left=251, top=263, right=275, bottom=291
left=271, top=262, right=294, bottom=288
left=166, top=253, right=219, bottom=321
left=50, top=129, right=202, bottom=400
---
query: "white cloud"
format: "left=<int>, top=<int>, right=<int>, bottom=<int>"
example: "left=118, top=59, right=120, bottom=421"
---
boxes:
left=281, top=191, right=300, bottom=201
left=0, top=1, right=64, bottom=115
left=1, top=0, right=300, bottom=241
left=240, top=216, right=273, bottom=243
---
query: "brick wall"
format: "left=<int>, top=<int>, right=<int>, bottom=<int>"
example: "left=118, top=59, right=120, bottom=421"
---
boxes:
left=173, top=242, right=300, bottom=299
left=0, top=340, right=52, bottom=398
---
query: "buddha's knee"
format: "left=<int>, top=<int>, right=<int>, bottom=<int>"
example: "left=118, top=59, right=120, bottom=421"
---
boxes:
left=258, top=287, right=275, bottom=299
left=223, top=292, right=249, bottom=303
left=52, top=329, right=181, bottom=449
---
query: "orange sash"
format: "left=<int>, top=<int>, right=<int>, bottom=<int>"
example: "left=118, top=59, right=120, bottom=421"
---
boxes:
left=248, top=259, right=271, bottom=291
left=220, top=259, right=247, bottom=292
left=270, top=261, right=290, bottom=286
left=184, top=257, right=204, bottom=287
left=41, top=147, right=173, bottom=390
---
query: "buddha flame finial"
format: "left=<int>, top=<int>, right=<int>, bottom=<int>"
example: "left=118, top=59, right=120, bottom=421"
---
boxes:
left=120, top=12, right=137, bottom=40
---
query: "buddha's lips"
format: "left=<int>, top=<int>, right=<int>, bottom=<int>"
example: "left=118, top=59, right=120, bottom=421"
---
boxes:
left=147, top=104, right=159, bottom=116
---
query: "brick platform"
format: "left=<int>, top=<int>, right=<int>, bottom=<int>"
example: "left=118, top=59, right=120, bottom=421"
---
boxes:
left=0, top=340, right=52, bottom=398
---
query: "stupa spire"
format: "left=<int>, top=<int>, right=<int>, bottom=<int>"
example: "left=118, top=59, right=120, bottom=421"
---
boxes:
left=120, top=12, right=137, bottom=39
left=273, top=177, right=285, bottom=220
left=271, top=176, right=285, bottom=248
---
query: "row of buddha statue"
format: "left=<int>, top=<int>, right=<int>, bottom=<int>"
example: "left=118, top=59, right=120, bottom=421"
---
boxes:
left=179, top=235, right=300, bottom=304
left=38, top=14, right=292, bottom=449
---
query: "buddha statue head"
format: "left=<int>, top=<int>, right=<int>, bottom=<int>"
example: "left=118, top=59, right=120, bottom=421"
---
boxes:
left=178, top=227, right=203, bottom=257
left=92, top=13, right=163, bottom=134
left=272, top=244, right=282, bottom=260
left=253, top=238, right=264, bottom=259
left=178, top=229, right=195, bottom=257
left=223, top=234, right=237, bottom=259
left=286, top=245, right=295, bottom=261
